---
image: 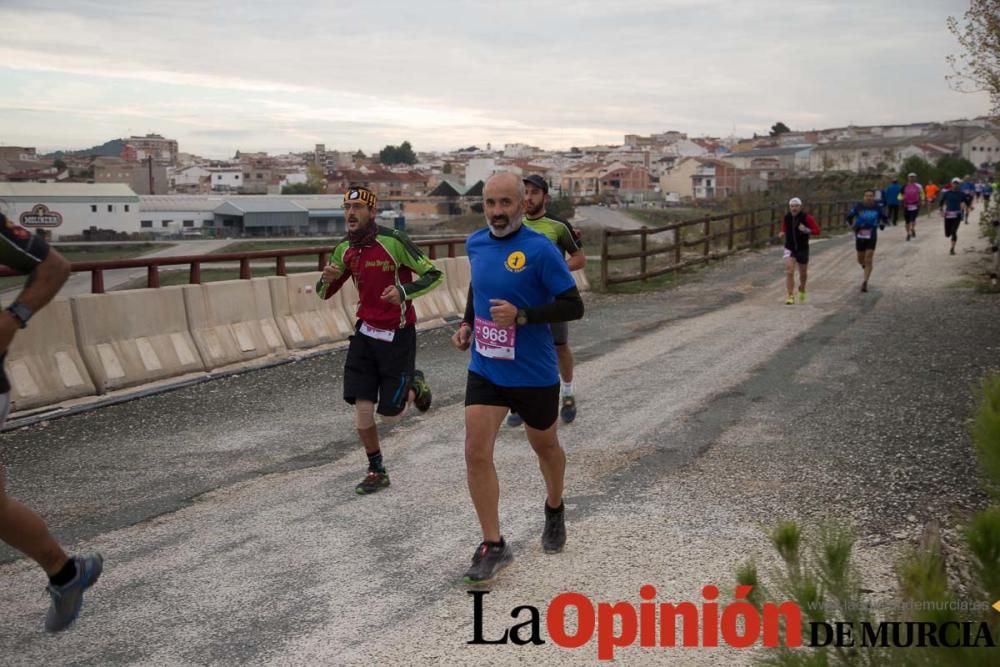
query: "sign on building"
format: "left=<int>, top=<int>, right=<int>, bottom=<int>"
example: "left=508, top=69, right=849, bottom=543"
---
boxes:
left=19, top=204, right=63, bottom=229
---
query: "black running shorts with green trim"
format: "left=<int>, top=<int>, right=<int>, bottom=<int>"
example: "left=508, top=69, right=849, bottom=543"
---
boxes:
left=343, top=322, right=416, bottom=417
left=465, top=371, right=560, bottom=430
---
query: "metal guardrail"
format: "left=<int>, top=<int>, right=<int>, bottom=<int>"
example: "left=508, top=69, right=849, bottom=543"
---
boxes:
left=0, top=237, right=468, bottom=294
left=599, top=201, right=852, bottom=289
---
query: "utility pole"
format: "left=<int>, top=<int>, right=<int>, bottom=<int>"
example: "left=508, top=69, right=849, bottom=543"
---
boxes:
left=147, top=155, right=154, bottom=194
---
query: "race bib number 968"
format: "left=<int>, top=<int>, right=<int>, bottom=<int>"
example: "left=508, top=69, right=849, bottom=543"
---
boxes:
left=474, top=316, right=516, bottom=360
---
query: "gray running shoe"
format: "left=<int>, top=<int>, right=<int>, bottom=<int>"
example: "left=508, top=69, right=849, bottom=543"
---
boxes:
left=560, top=395, right=577, bottom=424
left=463, top=540, right=513, bottom=584
left=45, top=553, right=103, bottom=633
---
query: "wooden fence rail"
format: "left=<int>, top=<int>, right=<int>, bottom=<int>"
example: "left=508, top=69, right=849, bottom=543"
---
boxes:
left=600, top=201, right=853, bottom=289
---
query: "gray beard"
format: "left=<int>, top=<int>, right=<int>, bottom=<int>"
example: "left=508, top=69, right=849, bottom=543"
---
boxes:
left=487, top=218, right=521, bottom=238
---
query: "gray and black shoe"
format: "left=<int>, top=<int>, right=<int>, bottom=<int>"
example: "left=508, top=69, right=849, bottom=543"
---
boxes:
left=542, top=502, right=566, bottom=554
left=560, top=395, right=577, bottom=424
left=355, top=469, right=390, bottom=495
left=45, top=553, right=103, bottom=633
left=463, top=539, right=513, bottom=584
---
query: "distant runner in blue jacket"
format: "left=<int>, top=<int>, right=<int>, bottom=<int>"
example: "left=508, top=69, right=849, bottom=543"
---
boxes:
left=846, top=189, right=889, bottom=293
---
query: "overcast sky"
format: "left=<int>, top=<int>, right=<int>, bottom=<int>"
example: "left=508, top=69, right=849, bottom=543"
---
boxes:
left=0, top=0, right=990, bottom=158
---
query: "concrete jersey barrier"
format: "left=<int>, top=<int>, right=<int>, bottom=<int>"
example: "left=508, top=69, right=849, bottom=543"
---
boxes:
left=268, top=273, right=353, bottom=349
left=420, top=259, right=459, bottom=320
left=442, top=256, right=471, bottom=314
left=6, top=297, right=97, bottom=411
left=183, top=278, right=287, bottom=370
left=411, top=289, right=446, bottom=330
left=72, top=286, right=206, bottom=393
left=8, top=253, right=478, bottom=416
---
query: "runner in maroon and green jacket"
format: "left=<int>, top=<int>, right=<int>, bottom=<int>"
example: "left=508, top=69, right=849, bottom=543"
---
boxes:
left=317, top=186, right=443, bottom=494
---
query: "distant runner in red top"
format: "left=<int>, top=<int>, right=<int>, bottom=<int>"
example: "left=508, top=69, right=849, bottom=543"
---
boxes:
left=781, top=197, right=820, bottom=304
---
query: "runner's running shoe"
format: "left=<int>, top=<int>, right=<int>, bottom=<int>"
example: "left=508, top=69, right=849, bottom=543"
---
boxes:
left=464, top=540, right=513, bottom=584
left=798, top=291, right=807, bottom=304
left=356, top=469, right=390, bottom=495
left=45, top=554, right=103, bottom=633
left=560, top=395, right=577, bottom=424
left=412, top=370, right=432, bottom=412
left=542, top=503, right=566, bottom=554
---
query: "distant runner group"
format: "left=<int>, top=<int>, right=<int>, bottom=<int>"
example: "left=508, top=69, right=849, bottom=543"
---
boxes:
left=783, top=172, right=979, bottom=300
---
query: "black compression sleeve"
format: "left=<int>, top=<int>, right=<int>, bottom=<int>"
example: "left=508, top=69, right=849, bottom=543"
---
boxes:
left=522, top=286, right=584, bottom=324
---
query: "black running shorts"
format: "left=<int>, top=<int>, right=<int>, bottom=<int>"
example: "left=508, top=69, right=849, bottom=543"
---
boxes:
left=343, top=322, right=416, bottom=417
left=944, top=217, right=961, bottom=240
left=855, top=233, right=878, bottom=253
left=550, top=322, right=569, bottom=346
left=903, top=208, right=919, bottom=224
left=465, top=371, right=560, bottom=430
left=784, top=246, right=809, bottom=265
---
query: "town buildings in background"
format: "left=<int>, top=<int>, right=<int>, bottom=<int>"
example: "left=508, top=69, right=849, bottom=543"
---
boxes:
left=2, top=117, right=999, bottom=239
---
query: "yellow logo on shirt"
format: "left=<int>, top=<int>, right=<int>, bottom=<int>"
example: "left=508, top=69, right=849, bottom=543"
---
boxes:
left=505, top=251, right=527, bottom=272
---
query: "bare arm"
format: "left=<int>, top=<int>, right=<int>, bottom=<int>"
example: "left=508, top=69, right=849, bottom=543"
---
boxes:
left=0, top=249, right=71, bottom=354
left=12, top=248, right=71, bottom=312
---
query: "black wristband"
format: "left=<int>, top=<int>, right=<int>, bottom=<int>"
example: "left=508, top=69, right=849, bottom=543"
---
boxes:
left=6, top=303, right=31, bottom=328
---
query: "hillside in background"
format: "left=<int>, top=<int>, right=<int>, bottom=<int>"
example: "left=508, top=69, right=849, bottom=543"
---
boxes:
left=45, top=138, right=126, bottom=159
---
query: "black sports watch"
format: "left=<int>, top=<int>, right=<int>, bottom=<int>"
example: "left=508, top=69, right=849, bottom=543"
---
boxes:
left=515, top=309, right=528, bottom=326
left=6, top=302, right=32, bottom=328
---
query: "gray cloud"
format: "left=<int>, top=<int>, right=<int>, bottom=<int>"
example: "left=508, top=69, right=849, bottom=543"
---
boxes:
left=0, top=0, right=988, bottom=155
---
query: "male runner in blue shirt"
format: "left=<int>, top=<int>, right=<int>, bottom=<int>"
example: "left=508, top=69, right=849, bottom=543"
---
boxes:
left=451, top=172, right=584, bottom=584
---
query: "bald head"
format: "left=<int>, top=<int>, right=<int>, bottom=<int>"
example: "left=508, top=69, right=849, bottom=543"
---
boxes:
left=485, top=172, right=524, bottom=199
left=482, top=171, right=524, bottom=237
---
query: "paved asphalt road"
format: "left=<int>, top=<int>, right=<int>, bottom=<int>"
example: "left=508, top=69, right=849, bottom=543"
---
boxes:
left=1, top=211, right=998, bottom=665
